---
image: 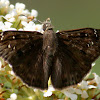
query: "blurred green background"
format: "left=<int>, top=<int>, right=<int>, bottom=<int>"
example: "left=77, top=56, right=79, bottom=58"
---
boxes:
left=10, top=0, right=100, bottom=76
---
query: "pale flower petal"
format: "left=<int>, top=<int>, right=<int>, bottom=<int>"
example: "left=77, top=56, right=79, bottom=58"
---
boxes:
left=22, top=21, right=35, bottom=31
left=28, top=96, right=33, bottom=99
left=93, top=73, right=100, bottom=85
left=31, top=9, right=38, bottom=17
left=33, top=24, right=43, bottom=32
left=21, top=21, right=28, bottom=26
left=10, top=93, right=17, bottom=100
left=88, top=85, right=97, bottom=89
left=93, top=73, right=100, bottom=89
left=81, top=90, right=88, bottom=99
left=18, top=16, right=27, bottom=21
left=74, top=88, right=82, bottom=94
left=63, top=91, right=77, bottom=100
left=0, top=0, right=10, bottom=8
left=9, top=4, right=14, bottom=10
left=0, top=21, right=4, bottom=30
left=4, top=14, right=15, bottom=22
left=78, top=80, right=88, bottom=90
left=22, top=9, right=30, bottom=15
left=43, top=86, right=54, bottom=97
left=92, top=63, right=95, bottom=67
left=1, top=22, right=16, bottom=31
left=66, top=87, right=75, bottom=94
left=15, top=3, right=25, bottom=14
left=43, top=91, right=52, bottom=97
left=70, top=94, right=77, bottom=100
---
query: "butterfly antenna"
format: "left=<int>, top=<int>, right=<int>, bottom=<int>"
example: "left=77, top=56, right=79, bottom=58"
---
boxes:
left=19, top=14, right=42, bottom=23
left=37, top=20, right=43, bottom=24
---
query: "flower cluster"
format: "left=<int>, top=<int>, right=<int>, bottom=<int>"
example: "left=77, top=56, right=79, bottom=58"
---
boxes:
left=0, top=0, right=100, bottom=100
left=0, top=0, right=43, bottom=32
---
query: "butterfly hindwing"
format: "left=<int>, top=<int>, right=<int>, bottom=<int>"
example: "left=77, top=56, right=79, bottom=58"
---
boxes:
left=51, top=28, right=100, bottom=89
left=0, top=31, right=49, bottom=89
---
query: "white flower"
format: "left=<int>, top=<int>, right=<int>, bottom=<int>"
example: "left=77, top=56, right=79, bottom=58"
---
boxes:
left=0, top=21, right=4, bottom=30
left=62, top=87, right=77, bottom=100
left=15, top=3, right=25, bottom=15
left=33, top=24, right=43, bottom=32
left=4, top=14, right=15, bottom=22
left=0, top=0, right=9, bottom=8
left=88, top=85, right=97, bottom=89
left=22, top=9, right=30, bottom=16
left=22, top=21, right=35, bottom=31
left=44, top=90, right=52, bottom=97
left=78, top=80, right=88, bottom=90
left=66, top=87, right=75, bottom=93
left=9, top=4, right=14, bottom=10
left=56, top=30, right=59, bottom=32
left=63, top=91, right=77, bottom=100
left=10, top=93, right=17, bottom=99
left=7, top=4, right=14, bottom=13
left=74, top=88, right=82, bottom=94
left=7, top=93, right=17, bottom=100
left=18, top=16, right=27, bottom=21
left=81, top=90, right=88, bottom=99
left=28, top=96, right=33, bottom=99
left=0, top=21, right=16, bottom=31
left=31, top=9, right=38, bottom=17
left=43, top=86, right=55, bottom=97
left=22, top=21, right=43, bottom=32
left=79, top=80, right=96, bottom=90
left=93, top=73, right=100, bottom=89
left=10, top=71, right=15, bottom=75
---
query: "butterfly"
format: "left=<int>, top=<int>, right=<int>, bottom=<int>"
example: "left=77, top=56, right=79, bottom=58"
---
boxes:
left=0, top=18, right=100, bottom=90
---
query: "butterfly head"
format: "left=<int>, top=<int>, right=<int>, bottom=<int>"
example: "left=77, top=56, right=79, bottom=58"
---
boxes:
left=43, top=18, right=54, bottom=31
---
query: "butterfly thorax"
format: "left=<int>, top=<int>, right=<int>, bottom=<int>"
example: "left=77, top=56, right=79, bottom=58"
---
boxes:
left=43, top=18, right=57, bottom=55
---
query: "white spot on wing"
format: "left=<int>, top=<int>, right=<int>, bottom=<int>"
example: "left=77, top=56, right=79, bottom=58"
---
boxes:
left=91, top=42, right=94, bottom=45
left=94, top=29, right=98, bottom=37
left=13, top=36, right=15, bottom=39
left=1, top=36, right=4, bottom=40
left=94, top=29, right=97, bottom=34
left=8, top=44, right=11, bottom=48
left=87, top=44, right=90, bottom=47
left=85, top=34, right=88, bottom=36
left=48, top=46, right=50, bottom=48
left=13, top=46, right=15, bottom=50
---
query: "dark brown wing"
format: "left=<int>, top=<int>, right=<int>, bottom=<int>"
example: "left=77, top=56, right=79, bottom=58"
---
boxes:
left=0, top=31, right=48, bottom=89
left=51, top=28, right=100, bottom=89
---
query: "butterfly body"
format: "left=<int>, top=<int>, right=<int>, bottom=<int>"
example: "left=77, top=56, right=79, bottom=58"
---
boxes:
left=42, top=19, right=57, bottom=88
left=0, top=18, right=100, bottom=89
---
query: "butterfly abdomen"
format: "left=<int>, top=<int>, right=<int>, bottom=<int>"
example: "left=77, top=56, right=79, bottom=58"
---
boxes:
left=42, top=25, right=58, bottom=85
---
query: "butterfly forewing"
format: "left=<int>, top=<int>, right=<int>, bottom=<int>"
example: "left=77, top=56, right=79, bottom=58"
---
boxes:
left=51, top=28, right=100, bottom=89
left=0, top=31, right=49, bottom=89
left=57, top=28, right=100, bottom=63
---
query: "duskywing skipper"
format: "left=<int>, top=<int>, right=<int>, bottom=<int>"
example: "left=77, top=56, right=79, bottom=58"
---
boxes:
left=0, top=18, right=100, bottom=89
